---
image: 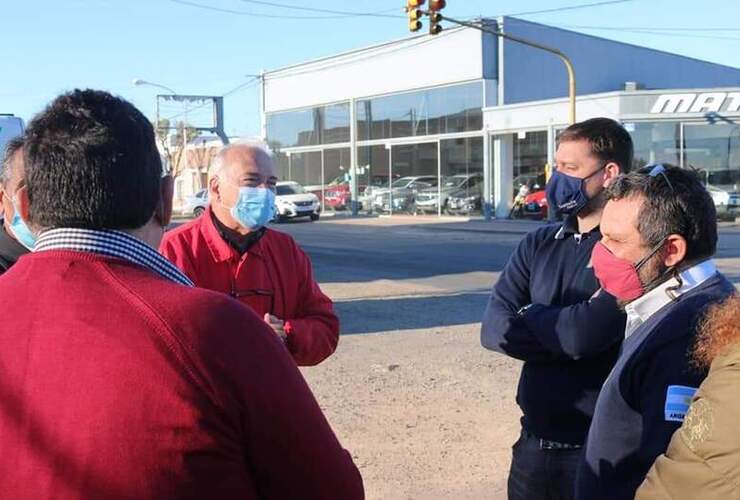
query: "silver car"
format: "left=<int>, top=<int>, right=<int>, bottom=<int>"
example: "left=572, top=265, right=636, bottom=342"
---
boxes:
left=371, top=176, right=438, bottom=213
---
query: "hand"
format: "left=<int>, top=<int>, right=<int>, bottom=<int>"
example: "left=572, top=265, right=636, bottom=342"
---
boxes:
left=264, top=313, right=287, bottom=343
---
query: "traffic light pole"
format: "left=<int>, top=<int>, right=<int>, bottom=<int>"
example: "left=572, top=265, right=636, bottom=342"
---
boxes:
left=434, top=15, right=577, bottom=124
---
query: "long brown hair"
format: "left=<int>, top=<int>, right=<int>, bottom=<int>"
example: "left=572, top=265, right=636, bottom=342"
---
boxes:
left=693, top=295, right=740, bottom=368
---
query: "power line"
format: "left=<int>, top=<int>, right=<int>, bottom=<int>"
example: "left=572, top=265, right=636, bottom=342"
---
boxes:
left=170, top=0, right=401, bottom=20
left=556, top=24, right=740, bottom=43
left=236, top=0, right=401, bottom=18
left=162, top=77, right=261, bottom=123
left=499, top=0, right=634, bottom=18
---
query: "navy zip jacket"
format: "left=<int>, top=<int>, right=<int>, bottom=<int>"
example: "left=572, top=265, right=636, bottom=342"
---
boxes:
left=481, top=216, right=626, bottom=444
left=576, top=272, right=735, bottom=500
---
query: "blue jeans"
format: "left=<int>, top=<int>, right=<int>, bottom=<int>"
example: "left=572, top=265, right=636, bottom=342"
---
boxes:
left=507, top=430, right=581, bottom=500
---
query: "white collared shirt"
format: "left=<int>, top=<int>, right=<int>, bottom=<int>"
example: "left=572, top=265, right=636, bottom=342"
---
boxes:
left=624, top=260, right=718, bottom=339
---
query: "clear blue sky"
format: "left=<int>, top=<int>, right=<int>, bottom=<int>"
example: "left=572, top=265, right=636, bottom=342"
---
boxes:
left=4, top=0, right=740, bottom=137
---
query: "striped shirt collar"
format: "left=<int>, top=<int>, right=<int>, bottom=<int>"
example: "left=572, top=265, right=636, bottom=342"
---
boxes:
left=35, top=228, right=194, bottom=287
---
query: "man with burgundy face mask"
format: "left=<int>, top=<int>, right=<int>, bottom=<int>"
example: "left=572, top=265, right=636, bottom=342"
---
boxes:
left=482, top=118, right=631, bottom=500
left=160, top=143, right=340, bottom=366
left=576, top=164, right=735, bottom=500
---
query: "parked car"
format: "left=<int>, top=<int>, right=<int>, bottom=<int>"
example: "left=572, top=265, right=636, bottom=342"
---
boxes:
left=275, top=181, right=321, bottom=221
left=447, top=185, right=485, bottom=215
left=415, top=174, right=483, bottom=214
left=708, top=185, right=739, bottom=221
left=701, top=169, right=739, bottom=221
left=371, top=176, right=438, bottom=213
left=521, top=188, right=548, bottom=219
left=183, top=189, right=208, bottom=217
left=324, top=173, right=399, bottom=211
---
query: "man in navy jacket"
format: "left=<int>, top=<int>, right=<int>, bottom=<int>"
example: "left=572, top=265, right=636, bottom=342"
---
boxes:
left=481, top=118, right=632, bottom=500
left=576, top=164, right=735, bottom=500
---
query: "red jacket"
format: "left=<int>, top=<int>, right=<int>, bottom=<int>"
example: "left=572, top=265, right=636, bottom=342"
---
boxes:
left=0, top=250, right=363, bottom=499
left=160, top=208, right=339, bottom=366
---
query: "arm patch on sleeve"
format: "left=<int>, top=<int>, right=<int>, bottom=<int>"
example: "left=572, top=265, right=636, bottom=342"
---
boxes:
left=665, top=385, right=698, bottom=422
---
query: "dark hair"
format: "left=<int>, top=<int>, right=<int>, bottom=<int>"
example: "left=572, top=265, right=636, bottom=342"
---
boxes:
left=606, top=164, right=717, bottom=263
left=2, top=135, right=24, bottom=186
left=24, top=89, right=162, bottom=230
left=557, top=117, right=634, bottom=174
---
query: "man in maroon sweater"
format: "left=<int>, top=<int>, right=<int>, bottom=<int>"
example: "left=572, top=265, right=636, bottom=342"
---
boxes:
left=0, top=89, right=364, bottom=499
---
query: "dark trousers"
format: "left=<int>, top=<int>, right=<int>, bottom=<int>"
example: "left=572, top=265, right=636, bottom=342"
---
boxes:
left=507, top=430, right=582, bottom=500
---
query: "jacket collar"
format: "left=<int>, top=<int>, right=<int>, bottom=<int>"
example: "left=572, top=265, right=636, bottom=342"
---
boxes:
left=554, top=214, right=599, bottom=240
left=199, top=206, right=264, bottom=263
left=624, top=259, right=718, bottom=339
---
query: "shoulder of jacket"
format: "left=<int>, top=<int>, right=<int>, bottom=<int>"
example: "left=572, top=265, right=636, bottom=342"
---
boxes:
left=162, top=218, right=204, bottom=244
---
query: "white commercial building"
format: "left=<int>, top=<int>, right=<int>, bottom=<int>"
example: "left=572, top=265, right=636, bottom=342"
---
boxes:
left=261, top=17, right=740, bottom=218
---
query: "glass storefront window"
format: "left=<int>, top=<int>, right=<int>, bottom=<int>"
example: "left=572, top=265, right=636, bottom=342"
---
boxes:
left=683, top=124, right=740, bottom=188
left=357, top=145, right=392, bottom=215
left=266, top=108, right=319, bottom=149
left=628, top=122, right=681, bottom=169
left=289, top=151, right=322, bottom=194
left=356, top=81, right=483, bottom=141
left=266, top=102, right=350, bottom=149
left=322, top=103, right=351, bottom=144
left=508, top=131, right=548, bottom=219
left=513, top=131, right=548, bottom=191
left=438, top=137, right=484, bottom=215
left=322, top=148, right=352, bottom=211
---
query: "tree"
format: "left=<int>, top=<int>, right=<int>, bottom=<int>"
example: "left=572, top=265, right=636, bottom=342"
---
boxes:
left=155, top=118, right=199, bottom=179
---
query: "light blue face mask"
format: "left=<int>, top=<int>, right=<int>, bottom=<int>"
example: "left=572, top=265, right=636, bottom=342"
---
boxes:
left=230, top=186, right=276, bottom=230
left=9, top=198, right=37, bottom=250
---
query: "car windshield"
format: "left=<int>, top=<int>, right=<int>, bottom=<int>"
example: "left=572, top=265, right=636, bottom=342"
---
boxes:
left=195, top=189, right=207, bottom=198
left=391, top=177, right=415, bottom=188
left=276, top=183, right=305, bottom=195
left=443, top=176, right=468, bottom=188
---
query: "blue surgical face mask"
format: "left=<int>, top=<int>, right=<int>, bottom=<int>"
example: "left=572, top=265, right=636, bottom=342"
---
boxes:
left=8, top=198, right=37, bottom=250
left=545, top=165, right=606, bottom=215
left=229, top=186, right=276, bottom=230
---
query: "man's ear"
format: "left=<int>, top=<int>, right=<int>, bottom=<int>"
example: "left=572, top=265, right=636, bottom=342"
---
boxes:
left=17, top=184, right=31, bottom=223
left=155, top=175, right=174, bottom=228
left=663, top=234, right=688, bottom=268
left=602, top=161, right=622, bottom=188
left=209, top=175, right=220, bottom=202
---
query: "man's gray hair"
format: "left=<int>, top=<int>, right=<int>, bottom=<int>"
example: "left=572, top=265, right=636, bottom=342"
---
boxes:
left=209, top=140, right=274, bottom=178
left=2, top=136, right=24, bottom=187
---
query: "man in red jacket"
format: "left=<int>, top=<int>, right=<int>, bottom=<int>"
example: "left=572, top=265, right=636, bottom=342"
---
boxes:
left=0, top=89, right=363, bottom=498
left=160, top=142, right=339, bottom=366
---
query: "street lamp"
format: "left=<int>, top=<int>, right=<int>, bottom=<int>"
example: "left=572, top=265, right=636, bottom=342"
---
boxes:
left=132, top=78, right=189, bottom=175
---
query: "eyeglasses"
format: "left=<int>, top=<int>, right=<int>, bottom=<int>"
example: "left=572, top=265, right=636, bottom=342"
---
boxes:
left=645, top=164, right=676, bottom=193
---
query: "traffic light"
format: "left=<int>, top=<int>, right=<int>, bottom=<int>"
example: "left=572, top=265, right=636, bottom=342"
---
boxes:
left=406, top=0, right=425, bottom=33
left=428, top=0, right=446, bottom=35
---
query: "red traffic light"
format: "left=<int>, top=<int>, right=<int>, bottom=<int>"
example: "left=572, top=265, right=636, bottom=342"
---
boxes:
left=429, top=0, right=446, bottom=10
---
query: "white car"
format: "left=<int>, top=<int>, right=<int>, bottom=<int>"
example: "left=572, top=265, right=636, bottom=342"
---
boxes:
left=275, top=181, right=320, bottom=221
left=183, top=189, right=208, bottom=217
left=708, top=185, right=739, bottom=221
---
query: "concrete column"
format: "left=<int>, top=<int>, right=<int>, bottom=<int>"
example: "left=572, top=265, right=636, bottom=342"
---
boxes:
left=494, top=134, right=514, bottom=219
left=349, top=97, right=359, bottom=216
left=483, top=132, right=493, bottom=220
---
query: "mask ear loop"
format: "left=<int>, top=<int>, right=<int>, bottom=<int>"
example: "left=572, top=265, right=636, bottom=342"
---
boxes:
left=665, top=269, right=683, bottom=301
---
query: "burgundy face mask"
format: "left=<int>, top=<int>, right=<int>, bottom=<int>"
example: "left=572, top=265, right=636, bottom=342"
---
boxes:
left=591, top=240, right=666, bottom=302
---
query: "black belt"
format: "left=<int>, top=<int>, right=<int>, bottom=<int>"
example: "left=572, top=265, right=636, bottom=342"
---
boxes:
left=523, top=430, right=583, bottom=450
